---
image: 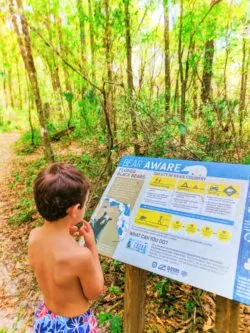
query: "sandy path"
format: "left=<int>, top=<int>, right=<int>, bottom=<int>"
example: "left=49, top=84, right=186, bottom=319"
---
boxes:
left=0, top=133, right=26, bottom=331
left=0, top=133, right=20, bottom=178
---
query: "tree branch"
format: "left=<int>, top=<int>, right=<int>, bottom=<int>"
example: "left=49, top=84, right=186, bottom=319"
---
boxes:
left=29, top=24, right=103, bottom=93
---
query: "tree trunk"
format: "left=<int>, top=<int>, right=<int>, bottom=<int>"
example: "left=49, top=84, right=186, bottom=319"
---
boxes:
left=8, top=68, right=14, bottom=109
left=173, top=70, right=179, bottom=115
left=239, top=29, right=249, bottom=142
left=163, top=0, right=171, bottom=119
left=26, top=75, right=35, bottom=145
left=201, top=39, right=214, bottom=104
left=10, top=0, right=54, bottom=163
left=104, top=0, right=116, bottom=142
left=102, top=87, right=114, bottom=176
left=77, top=0, right=87, bottom=97
left=193, top=76, right=198, bottom=119
left=57, top=17, right=74, bottom=128
left=3, top=75, right=9, bottom=109
left=124, top=0, right=140, bottom=155
left=178, top=0, right=186, bottom=145
left=16, top=58, right=23, bottom=110
left=44, top=16, right=64, bottom=115
left=88, top=0, right=96, bottom=82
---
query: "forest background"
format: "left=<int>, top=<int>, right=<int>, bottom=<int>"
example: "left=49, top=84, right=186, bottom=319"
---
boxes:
left=0, top=0, right=249, bottom=332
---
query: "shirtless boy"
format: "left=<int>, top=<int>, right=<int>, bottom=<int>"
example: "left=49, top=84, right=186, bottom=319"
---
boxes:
left=28, top=163, right=104, bottom=332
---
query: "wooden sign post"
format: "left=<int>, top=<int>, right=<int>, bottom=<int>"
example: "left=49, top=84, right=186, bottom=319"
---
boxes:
left=123, top=272, right=241, bottom=332
left=215, top=295, right=240, bottom=333
left=124, top=265, right=147, bottom=333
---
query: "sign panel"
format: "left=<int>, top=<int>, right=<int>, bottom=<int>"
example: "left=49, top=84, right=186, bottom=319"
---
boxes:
left=90, top=156, right=250, bottom=305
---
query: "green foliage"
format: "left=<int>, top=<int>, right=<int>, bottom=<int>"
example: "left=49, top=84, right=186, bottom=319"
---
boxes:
left=112, top=260, right=123, bottom=266
left=0, top=328, right=7, bottom=333
left=63, top=91, right=74, bottom=103
left=15, top=129, right=41, bottom=155
left=154, top=278, right=169, bottom=298
left=184, top=299, right=196, bottom=317
left=98, top=313, right=123, bottom=333
left=108, top=285, right=122, bottom=295
left=153, top=278, right=182, bottom=314
left=245, top=156, right=250, bottom=165
left=0, top=0, right=248, bottom=165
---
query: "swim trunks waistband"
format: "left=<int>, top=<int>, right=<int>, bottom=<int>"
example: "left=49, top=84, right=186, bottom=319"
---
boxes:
left=34, top=303, right=100, bottom=332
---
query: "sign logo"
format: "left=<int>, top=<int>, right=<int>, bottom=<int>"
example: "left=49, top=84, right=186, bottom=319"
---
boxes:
left=181, top=270, right=188, bottom=277
left=158, top=264, right=166, bottom=271
left=152, top=261, right=158, bottom=268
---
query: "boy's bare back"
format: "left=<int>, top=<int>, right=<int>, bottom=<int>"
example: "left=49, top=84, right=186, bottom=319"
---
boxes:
left=28, top=226, right=89, bottom=316
left=29, top=163, right=104, bottom=319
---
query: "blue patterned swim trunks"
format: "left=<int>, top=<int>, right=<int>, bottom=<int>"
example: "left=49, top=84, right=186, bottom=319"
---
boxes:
left=34, top=303, right=100, bottom=333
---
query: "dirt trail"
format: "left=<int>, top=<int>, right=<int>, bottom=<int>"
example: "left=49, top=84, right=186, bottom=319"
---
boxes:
left=0, top=132, right=27, bottom=331
left=0, top=133, right=20, bottom=178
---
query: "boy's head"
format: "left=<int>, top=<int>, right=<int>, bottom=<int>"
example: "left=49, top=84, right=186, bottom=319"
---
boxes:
left=34, top=163, right=90, bottom=222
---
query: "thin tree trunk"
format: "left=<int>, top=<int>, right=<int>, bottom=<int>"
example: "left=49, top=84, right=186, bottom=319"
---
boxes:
left=193, top=77, right=198, bottom=119
left=77, top=0, right=87, bottom=97
left=8, top=68, right=14, bottom=109
left=16, top=59, right=23, bottom=110
left=178, top=0, right=186, bottom=145
left=3, top=76, right=8, bottom=109
left=138, top=56, right=146, bottom=97
left=104, top=0, right=116, bottom=142
left=44, top=16, right=64, bottom=115
left=224, top=48, right=229, bottom=101
left=102, top=86, right=114, bottom=176
left=163, top=0, right=171, bottom=119
left=173, top=70, right=179, bottom=115
left=239, top=31, right=249, bottom=141
left=10, top=0, right=54, bottom=163
left=201, top=39, right=214, bottom=104
left=26, top=74, right=34, bottom=145
left=124, top=0, right=140, bottom=155
left=88, top=0, right=96, bottom=82
left=57, top=17, right=74, bottom=128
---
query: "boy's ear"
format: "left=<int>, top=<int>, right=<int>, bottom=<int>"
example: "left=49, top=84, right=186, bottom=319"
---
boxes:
left=67, top=204, right=80, bottom=217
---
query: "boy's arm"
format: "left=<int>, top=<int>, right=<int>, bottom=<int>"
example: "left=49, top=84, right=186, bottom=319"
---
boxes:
left=76, top=221, right=104, bottom=300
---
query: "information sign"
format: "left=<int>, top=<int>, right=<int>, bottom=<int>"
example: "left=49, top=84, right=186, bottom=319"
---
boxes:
left=90, top=156, right=250, bottom=305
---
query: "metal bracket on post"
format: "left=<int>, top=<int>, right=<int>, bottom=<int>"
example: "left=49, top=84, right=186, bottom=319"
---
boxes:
left=123, top=264, right=148, bottom=333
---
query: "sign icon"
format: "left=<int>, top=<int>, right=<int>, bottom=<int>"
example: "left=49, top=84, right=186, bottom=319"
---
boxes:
left=244, top=233, right=250, bottom=243
left=224, top=186, right=237, bottom=197
left=152, top=261, right=158, bottom=268
left=158, top=264, right=166, bottom=271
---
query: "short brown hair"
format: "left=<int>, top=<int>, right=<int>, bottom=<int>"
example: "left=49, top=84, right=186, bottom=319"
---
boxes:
left=33, top=163, right=90, bottom=222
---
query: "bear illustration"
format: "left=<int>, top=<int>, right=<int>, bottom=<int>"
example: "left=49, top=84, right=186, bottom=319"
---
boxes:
left=182, top=165, right=207, bottom=177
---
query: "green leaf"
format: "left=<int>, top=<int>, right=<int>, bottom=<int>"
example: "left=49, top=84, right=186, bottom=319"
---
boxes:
left=197, top=136, right=207, bottom=143
left=63, top=91, right=74, bottom=103
left=178, top=124, right=186, bottom=136
left=244, top=156, right=250, bottom=165
left=110, top=315, right=123, bottom=333
left=206, top=119, right=213, bottom=127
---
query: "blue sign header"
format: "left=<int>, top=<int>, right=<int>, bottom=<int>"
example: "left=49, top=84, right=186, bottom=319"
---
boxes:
left=119, top=156, right=250, bottom=180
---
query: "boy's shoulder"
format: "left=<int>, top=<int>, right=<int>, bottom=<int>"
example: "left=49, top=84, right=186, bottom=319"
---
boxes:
left=28, top=226, right=42, bottom=245
left=69, top=245, right=95, bottom=271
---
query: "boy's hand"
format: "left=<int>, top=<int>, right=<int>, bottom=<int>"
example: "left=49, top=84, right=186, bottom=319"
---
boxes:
left=79, top=220, right=96, bottom=248
left=69, top=225, right=79, bottom=237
